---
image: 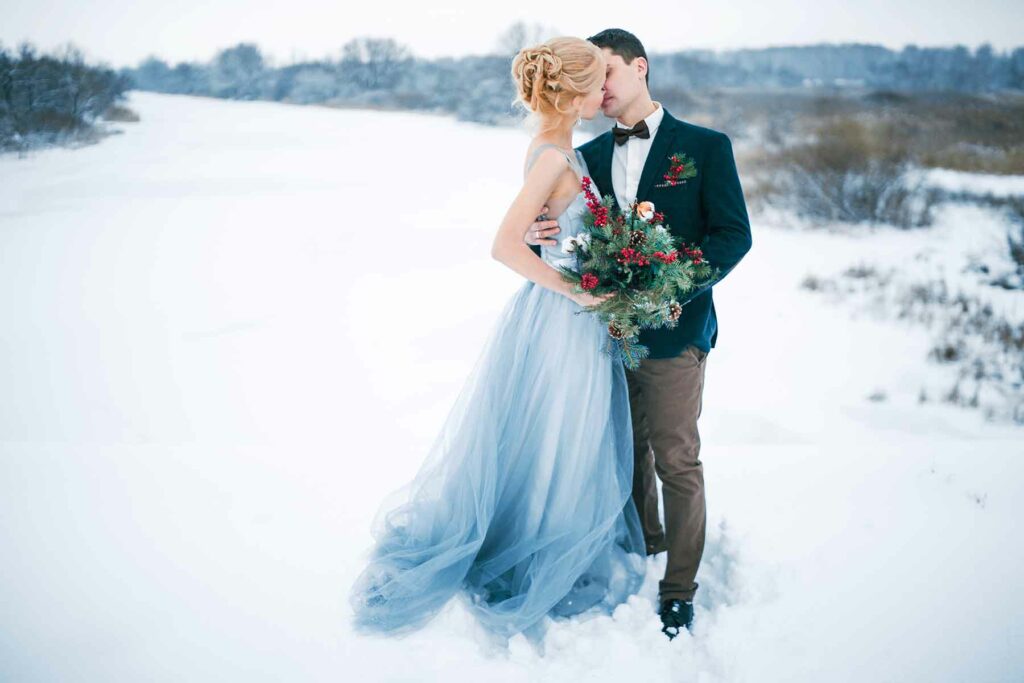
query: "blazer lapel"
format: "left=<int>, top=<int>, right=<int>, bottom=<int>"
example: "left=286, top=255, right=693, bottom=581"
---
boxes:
left=587, top=131, right=615, bottom=200
left=635, top=109, right=680, bottom=202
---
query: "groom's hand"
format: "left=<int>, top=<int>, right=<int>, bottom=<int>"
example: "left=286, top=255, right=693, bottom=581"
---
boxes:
left=524, top=206, right=560, bottom=247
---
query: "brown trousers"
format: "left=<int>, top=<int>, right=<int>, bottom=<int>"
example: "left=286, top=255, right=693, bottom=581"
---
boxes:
left=626, top=344, right=708, bottom=602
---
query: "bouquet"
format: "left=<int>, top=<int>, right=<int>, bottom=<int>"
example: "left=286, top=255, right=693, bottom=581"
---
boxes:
left=555, top=176, right=720, bottom=369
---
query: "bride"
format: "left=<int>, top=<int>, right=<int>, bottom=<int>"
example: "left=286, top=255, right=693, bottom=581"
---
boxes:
left=348, top=36, right=647, bottom=648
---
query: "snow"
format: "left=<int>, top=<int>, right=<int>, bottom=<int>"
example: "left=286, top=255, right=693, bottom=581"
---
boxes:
left=920, top=167, right=1024, bottom=199
left=785, top=199, right=1023, bottom=422
left=1, top=91, right=1022, bottom=682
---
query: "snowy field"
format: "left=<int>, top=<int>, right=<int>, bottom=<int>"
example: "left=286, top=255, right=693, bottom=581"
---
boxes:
left=1, top=90, right=1022, bottom=682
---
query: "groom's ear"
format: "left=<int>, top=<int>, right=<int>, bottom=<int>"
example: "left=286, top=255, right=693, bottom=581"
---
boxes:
left=635, top=56, right=648, bottom=79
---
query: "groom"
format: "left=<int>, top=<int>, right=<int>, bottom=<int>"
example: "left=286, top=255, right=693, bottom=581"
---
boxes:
left=526, top=29, right=752, bottom=640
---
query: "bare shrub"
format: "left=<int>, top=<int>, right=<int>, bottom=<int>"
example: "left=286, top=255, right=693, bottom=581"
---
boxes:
left=102, top=104, right=139, bottom=122
left=771, top=117, right=939, bottom=228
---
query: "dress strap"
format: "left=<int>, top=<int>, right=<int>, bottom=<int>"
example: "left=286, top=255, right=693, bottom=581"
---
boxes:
left=525, top=143, right=583, bottom=180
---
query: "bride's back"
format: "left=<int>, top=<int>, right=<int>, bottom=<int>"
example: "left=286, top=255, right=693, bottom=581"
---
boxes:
left=523, top=143, right=591, bottom=272
left=522, top=143, right=585, bottom=218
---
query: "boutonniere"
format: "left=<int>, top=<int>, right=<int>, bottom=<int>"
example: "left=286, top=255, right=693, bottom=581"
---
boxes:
left=653, top=151, right=697, bottom=188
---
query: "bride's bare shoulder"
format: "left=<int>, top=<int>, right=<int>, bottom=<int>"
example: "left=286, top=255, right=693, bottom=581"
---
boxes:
left=522, top=141, right=571, bottom=180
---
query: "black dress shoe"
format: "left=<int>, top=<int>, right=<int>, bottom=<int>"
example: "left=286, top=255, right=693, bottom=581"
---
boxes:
left=658, top=598, right=694, bottom=639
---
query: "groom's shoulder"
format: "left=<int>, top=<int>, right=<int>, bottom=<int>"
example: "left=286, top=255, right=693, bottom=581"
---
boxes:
left=576, top=130, right=611, bottom=154
left=674, top=117, right=731, bottom=146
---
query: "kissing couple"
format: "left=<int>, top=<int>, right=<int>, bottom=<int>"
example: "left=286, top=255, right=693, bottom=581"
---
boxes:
left=349, top=27, right=752, bottom=648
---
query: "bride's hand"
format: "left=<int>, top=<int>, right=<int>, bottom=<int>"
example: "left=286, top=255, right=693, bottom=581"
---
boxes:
left=571, top=290, right=616, bottom=308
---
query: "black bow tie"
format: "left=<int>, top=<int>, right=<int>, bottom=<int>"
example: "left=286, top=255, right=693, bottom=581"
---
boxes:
left=613, top=119, right=650, bottom=145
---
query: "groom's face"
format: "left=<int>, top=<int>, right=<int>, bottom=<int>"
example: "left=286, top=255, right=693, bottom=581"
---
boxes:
left=598, top=47, right=648, bottom=120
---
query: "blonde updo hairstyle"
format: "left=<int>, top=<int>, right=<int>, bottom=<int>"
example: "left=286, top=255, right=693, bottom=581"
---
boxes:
left=510, top=37, right=604, bottom=134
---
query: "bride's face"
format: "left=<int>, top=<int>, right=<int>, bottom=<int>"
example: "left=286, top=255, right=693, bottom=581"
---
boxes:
left=575, top=57, right=608, bottom=120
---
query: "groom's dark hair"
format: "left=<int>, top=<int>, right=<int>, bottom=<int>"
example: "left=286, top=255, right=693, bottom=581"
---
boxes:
left=587, top=29, right=649, bottom=87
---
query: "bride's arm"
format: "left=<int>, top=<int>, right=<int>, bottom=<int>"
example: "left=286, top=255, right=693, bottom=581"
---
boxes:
left=491, top=149, right=576, bottom=299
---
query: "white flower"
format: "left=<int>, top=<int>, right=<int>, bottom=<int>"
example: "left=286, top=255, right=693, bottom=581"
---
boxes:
left=654, top=225, right=667, bottom=234
left=635, top=200, right=656, bottom=222
left=561, top=233, right=590, bottom=254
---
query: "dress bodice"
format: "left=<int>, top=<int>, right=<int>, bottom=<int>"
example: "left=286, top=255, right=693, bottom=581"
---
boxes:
left=524, top=144, right=591, bottom=273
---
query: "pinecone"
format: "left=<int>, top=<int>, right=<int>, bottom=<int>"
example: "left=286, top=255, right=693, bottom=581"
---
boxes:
left=608, top=322, right=627, bottom=339
left=629, top=230, right=647, bottom=247
left=668, top=302, right=683, bottom=321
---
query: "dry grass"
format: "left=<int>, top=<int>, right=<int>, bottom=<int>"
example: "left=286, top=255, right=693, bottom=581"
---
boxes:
left=756, top=116, right=939, bottom=227
left=675, top=88, right=1024, bottom=175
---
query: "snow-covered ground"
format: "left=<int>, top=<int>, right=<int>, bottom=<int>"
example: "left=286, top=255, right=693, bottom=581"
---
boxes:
left=1, top=91, right=1021, bottom=682
left=773, top=197, right=1024, bottom=424
left=920, top=167, right=1024, bottom=199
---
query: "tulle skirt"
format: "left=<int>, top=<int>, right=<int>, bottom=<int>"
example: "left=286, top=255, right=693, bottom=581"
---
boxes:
left=347, top=279, right=646, bottom=646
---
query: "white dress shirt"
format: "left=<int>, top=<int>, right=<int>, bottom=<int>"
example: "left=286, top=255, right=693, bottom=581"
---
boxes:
left=611, top=101, right=664, bottom=211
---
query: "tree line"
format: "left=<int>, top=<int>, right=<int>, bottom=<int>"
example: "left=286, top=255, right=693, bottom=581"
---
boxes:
left=3, top=26, right=1022, bottom=153
left=1, top=42, right=131, bottom=152
left=125, top=36, right=1024, bottom=127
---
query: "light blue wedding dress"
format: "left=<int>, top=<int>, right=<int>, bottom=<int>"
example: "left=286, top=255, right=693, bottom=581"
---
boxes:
left=348, top=144, right=646, bottom=647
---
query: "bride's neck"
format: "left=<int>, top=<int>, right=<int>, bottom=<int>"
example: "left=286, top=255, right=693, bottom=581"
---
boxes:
left=535, top=126, right=574, bottom=151
left=534, top=111, right=577, bottom=149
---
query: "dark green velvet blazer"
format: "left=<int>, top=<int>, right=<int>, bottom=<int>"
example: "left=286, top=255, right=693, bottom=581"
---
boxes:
left=531, top=108, right=752, bottom=358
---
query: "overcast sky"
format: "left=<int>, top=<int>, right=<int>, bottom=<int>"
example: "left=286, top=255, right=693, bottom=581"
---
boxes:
left=2, top=0, right=1019, bottom=68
